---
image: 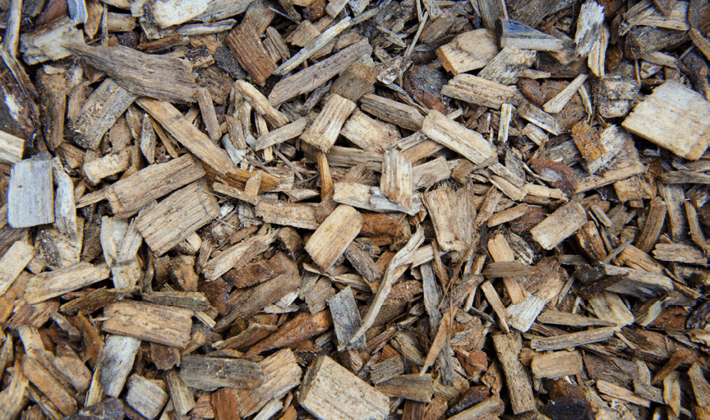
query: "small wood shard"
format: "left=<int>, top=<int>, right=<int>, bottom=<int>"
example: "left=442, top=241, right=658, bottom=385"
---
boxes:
left=102, top=301, right=193, bottom=348
left=381, top=149, right=413, bottom=212
left=530, top=326, right=615, bottom=351
left=225, top=21, right=276, bottom=85
left=622, top=80, right=710, bottom=160
left=530, top=202, right=587, bottom=250
left=299, top=355, right=389, bottom=420
left=305, top=205, right=363, bottom=271
left=442, top=73, right=520, bottom=109
left=8, top=156, right=54, bottom=228
left=179, top=355, right=264, bottom=391
left=492, top=333, right=535, bottom=414
left=436, top=29, right=499, bottom=74
left=301, top=94, right=356, bottom=152
left=497, top=19, right=569, bottom=51
left=328, top=287, right=366, bottom=350
left=421, top=110, right=495, bottom=165
left=24, top=262, right=110, bottom=304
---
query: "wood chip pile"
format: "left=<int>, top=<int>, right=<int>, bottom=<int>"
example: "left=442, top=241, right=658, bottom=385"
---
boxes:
left=1, top=0, right=710, bottom=419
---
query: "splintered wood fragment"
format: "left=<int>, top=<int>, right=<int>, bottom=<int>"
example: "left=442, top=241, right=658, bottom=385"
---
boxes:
left=301, top=94, right=356, bottom=152
left=22, top=355, right=77, bottom=416
left=690, top=28, right=710, bottom=61
left=52, top=158, right=77, bottom=239
left=492, top=333, right=535, bottom=414
left=305, top=205, right=363, bottom=271
left=622, top=80, right=710, bottom=160
left=575, top=1, right=606, bottom=57
left=8, top=156, right=54, bottom=228
left=601, top=264, right=674, bottom=298
left=102, top=301, right=193, bottom=348
left=327, top=287, right=366, bottom=350
left=274, top=17, right=351, bottom=75
left=530, top=326, right=615, bottom=351
left=537, top=310, right=615, bottom=327
left=136, top=181, right=219, bottom=256
left=142, top=291, right=210, bottom=311
left=268, top=39, right=372, bottom=106
left=597, top=380, right=651, bottom=407
left=571, top=121, right=604, bottom=162
left=341, top=109, right=401, bottom=153
left=543, top=74, right=588, bottom=114
left=255, top=199, right=318, bottom=229
left=530, top=202, right=587, bottom=250
left=441, top=74, right=519, bottom=109
left=421, top=110, right=495, bottom=165
left=481, top=281, right=510, bottom=333
left=0, top=241, right=34, bottom=295
left=331, top=61, right=377, bottom=101
left=106, top=155, right=205, bottom=218
left=67, top=43, right=196, bottom=103
left=214, top=256, right=300, bottom=331
left=166, top=370, right=196, bottom=415
left=247, top=310, right=332, bottom=355
left=376, top=374, right=434, bottom=403
left=299, top=355, right=389, bottom=420
left=423, top=188, right=465, bottom=252
left=412, top=157, right=451, bottom=189
left=686, top=201, right=709, bottom=253
left=19, top=17, right=82, bottom=64
left=352, top=227, right=425, bottom=343
left=482, top=261, right=534, bottom=277
left=497, top=18, right=568, bottom=51
left=225, top=21, right=276, bottom=85
left=488, top=203, right=529, bottom=227
left=83, top=149, right=131, bottom=185
left=126, top=375, right=168, bottom=420
left=0, top=129, right=23, bottom=164
left=588, top=292, right=635, bottom=327
left=448, top=396, right=505, bottom=420
left=256, top=117, right=308, bottom=150
left=236, top=349, right=302, bottom=417
left=360, top=94, right=424, bottom=131
left=138, top=98, right=235, bottom=174
left=381, top=149, right=413, bottom=212
left=344, top=242, right=383, bottom=285
left=70, top=79, right=136, bottom=150
left=689, top=362, right=710, bottom=408
left=479, top=47, right=537, bottom=85
left=179, top=356, right=263, bottom=391
left=235, top=80, right=289, bottom=128
left=99, top=335, right=141, bottom=398
left=436, top=29, right=499, bottom=74
left=195, top=87, right=221, bottom=142
left=24, top=262, right=110, bottom=304
left=203, top=229, right=278, bottom=280
left=653, top=243, right=707, bottom=264
left=518, top=102, right=561, bottom=135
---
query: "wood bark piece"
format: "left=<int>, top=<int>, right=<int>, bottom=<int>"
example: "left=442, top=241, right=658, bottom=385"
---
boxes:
left=203, top=228, right=278, bottom=280
left=331, top=61, right=377, bottom=101
left=497, top=18, right=568, bottom=51
left=125, top=375, right=168, bottom=420
left=99, top=335, right=141, bottom=398
left=236, top=349, right=302, bottom=417
left=301, top=94, right=356, bottom=152
left=492, top=333, right=535, bottom=414
left=442, top=74, right=519, bottom=109
left=225, top=21, right=276, bottom=85
left=8, top=156, right=54, bottom=228
left=138, top=98, right=235, bottom=174
left=179, top=355, right=263, bottom=390
left=436, top=29, right=499, bottom=74
left=68, top=43, right=196, bottom=103
left=421, top=110, right=495, bottom=165
left=24, top=262, right=110, bottom=304
left=381, top=149, right=413, bottom=212
left=214, top=255, right=300, bottom=331
left=305, top=204, right=363, bottom=271
left=530, top=202, right=587, bottom=250
left=22, top=355, right=77, bottom=416
left=247, top=310, right=332, bottom=355
left=360, top=94, right=424, bottom=131
left=106, top=154, right=205, bottom=219
left=327, top=287, right=366, bottom=350
left=255, top=117, right=308, bottom=150
left=0, top=241, right=34, bottom=295
left=530, top=326, right=615, bottom=351
left=135, top=181, right=220, bottom=256
left=622, top=80, right=710, bottom=160
left=299, top=355, right=389, bottom=420
left=268, top=39, right=372, bottom=106
left=340, top=109, right=400, bottom=153
left=102, top=301, right=193, bottom=348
